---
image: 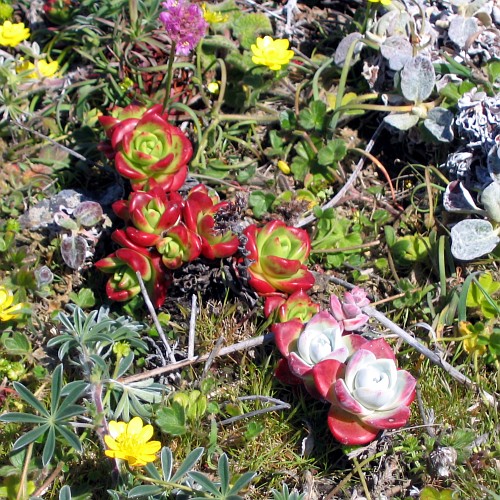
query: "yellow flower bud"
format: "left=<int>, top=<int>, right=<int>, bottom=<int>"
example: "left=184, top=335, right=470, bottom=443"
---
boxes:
left=277, top=160, right=291, bottom=174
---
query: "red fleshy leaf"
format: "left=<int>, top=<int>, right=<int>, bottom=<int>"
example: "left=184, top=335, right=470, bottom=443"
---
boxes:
left=327, top=405, right=379, bottom=445
left=275, top=359, right=303, bottom=386
left=362, top=338, right=397, bottom=362
left=271, top=319, right=304, bottom=357
left=312, top=359, right=346, bottom=401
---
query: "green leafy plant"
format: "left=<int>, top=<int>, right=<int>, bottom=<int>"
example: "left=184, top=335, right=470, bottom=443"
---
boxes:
left=466, top=273, right=500, bottom=320
left=124, top=447, right=256, bottom=499
left=0, top=364, right=86, bottom=466
left=310, top=207, right=363, bottom=268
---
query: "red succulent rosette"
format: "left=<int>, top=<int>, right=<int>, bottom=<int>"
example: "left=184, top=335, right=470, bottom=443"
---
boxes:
left=243, top=220, right=315, bottom=296
left=112, top=188, right=183, bottom=247
left=43, top=0, right=73, bottom=24
left=156, top=222, right=202, bottom=269
left=312, top=338, right=417, bottom=445
left=183, top=184, right=239, bottom=259
left=95, top=248, right=169, bottom=308
left=264, top=290, right=320, bottom=323
left=272, top=311, right=366, bottom=397
left=101, top=104, right=193, bottom=191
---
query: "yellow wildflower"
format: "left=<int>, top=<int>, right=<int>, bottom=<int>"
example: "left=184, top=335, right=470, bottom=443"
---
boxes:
left=202, top=3, right=229, bottom=24
left=0, top=286, right=26, bottom=322
left=104, top=417, right=161, bottom=467
left=251, top=36, right=294, bottom=71
left=17, top=58, right=59, bottom=79
left=368, top=0, right=392, bottom=5
left=458, top=321, right=488, bottom=356
left=0, top=21, right=30, bottom=47
left=207, top=81, right=220, bottom=94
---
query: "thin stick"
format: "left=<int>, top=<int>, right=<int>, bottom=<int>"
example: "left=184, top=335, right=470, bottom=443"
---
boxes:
left=188, top=294, right=197, bottom=359
left=136, top=272, right=176, bottom=365
left=201, top=335, right=225, bottom=381
left=16, top=443, right=33, bottom=500
left=218, top=395, right=291, bottom=426
left=296, top=121, right=385, bottom=228
left=363, top=306, right=496, bottom=406
left=352, top=456, right=372, bottom=500
left=119, top=333, right=274, bottom=384
left=32, top=462, right=64, bottom=497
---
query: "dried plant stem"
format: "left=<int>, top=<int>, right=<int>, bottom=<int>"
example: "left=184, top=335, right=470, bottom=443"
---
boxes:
left=363, top=306, right=496, bottom=406
left=16, top=443, right=33, bottom=500
left=188, top=294, right=197, bottom=359
left=218, top=395, right=291, bottom=426
left=31, top=462, right=64, bottom=498
left=352, top=456, right=372, bottom=500
left=201, top=335, right=225, bottom=381
left=136, top=272, right=176, bottom=365
left=120, top=333, right=274, bottom=384
left=296, top=121, right=385, bottom=228
left=349, top=147, right=402, bottom=209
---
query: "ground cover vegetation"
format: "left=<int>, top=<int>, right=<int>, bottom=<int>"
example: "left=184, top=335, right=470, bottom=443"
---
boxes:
left=0, top=0, right=499, bottom=498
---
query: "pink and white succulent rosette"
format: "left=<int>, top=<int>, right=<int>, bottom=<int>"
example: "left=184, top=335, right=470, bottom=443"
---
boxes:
left=313, top=338, right=417, bottom=445
left=330, top=286, right=370, bottom=331
left=272, top=311, right=366, bottom=397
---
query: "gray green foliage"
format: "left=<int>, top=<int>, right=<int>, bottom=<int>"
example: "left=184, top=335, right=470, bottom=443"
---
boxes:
left=0, top=364, right=86, bottom=466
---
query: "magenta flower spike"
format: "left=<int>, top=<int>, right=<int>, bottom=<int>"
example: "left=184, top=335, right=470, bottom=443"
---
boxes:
left=159, top=0, right=208, bottom=56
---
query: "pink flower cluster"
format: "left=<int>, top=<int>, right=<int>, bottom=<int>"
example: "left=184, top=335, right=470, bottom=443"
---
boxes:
left=270, top=287, right=417, bottom=445
left=159, top=0, right=208, bottom=56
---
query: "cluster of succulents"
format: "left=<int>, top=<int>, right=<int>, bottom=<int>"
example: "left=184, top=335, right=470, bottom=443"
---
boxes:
left=270, top=287, right=416, bottom=445
left=96, top=103, right=321, bottom=310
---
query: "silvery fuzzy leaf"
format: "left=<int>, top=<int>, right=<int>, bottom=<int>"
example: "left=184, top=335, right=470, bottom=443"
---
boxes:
left=54, top=213, right=78, bottom=231
left=424, top=107, right=455, bottom=142
left=451, top=219, right=500, bottom=260
left=384, top=112, right=419, bottom=130
left=448, top=16, right=479, bottom=49
left=334, top=32, right=363, bottom=67
left=481, top=182, right=500, bottom=222
left=61, top=235, right=88, bottom=269
left=465, top=0, right=489, bottom=17
left=380, top=36, right=413, bottom=71
left=73, top=201, right=103, bottom=228
left=376, top=10, right=412, bottom=38
left=443, top=180, right=483, bottom=214
left=400, top=56, right=435, bottom=103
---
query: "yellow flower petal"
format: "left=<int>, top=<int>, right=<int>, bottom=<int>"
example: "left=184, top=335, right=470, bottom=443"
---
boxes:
left=140, top=441, right=162, bottom=454
left=104, top=435, right=119, bottom=450
left=127, top=416, right=144, bottom=435
left=108, top=421, right=127, bottom=439
left=137, top=424, right=154, bottom=443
